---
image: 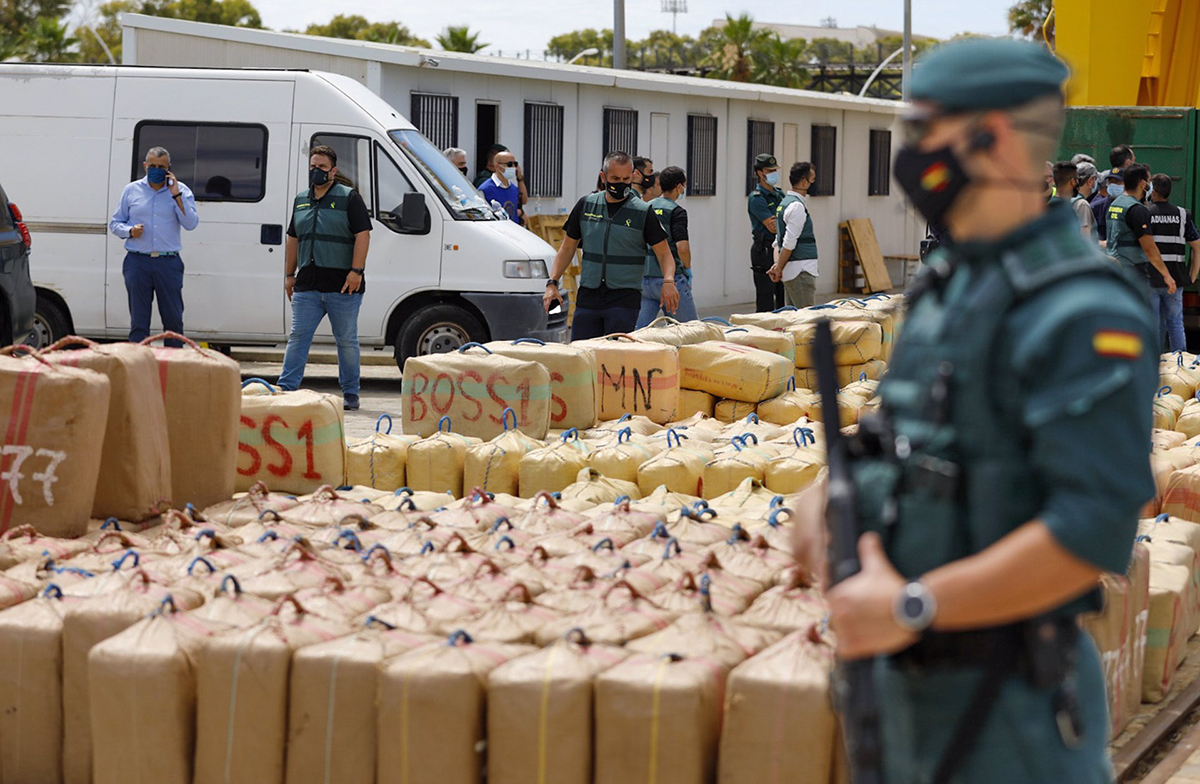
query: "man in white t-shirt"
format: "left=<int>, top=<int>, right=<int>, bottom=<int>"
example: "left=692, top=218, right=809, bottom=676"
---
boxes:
left=768, top=161, right=819, bottom=307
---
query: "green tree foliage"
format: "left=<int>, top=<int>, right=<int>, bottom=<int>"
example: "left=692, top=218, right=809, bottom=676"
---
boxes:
left=1008, top=0, right=1055, bottom=47
left=304, top=14, right=430, bottom=47
left=25, top=14, right=77, bottom=61
left=546, top=27, right=613, bottom=66
left=632, top=29, right=694, bottom=70
left=752, top=34, right=808, bottom=89
left=435, top=25, right=486, bottom=53
left=1, top=0, right=71, bottom=60
left=702, top=12, right=769, bottom=82
left=76, top=0, right=263, bottom=63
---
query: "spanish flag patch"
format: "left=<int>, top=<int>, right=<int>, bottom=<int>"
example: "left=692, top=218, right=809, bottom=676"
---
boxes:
left=1093, top=330, right=1143, bottom=359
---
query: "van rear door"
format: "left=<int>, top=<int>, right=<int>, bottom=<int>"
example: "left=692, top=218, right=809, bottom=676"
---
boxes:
left=108, top=76, right=294, bottom=339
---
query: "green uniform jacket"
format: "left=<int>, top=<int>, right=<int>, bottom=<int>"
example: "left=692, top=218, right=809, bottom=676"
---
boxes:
left=578, top=191, right=650, bottom=291
left=747, top=183, right=782, bottom=241
left=1106, top=193, right=1148, bottom=270
left=293, top=182, right=356, bottom=270
left=775, top=192, right=818, bottom=259
left=644, top=196, right=686, bottom=279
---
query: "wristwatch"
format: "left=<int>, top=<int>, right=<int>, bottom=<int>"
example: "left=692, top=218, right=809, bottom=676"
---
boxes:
left=350, top=267, right=365, bottom=275
left=547, top=278, right=560, bottom=288
left=285, top=272, right=296, bottom=278
left=893, top=581, right=938, bottom=633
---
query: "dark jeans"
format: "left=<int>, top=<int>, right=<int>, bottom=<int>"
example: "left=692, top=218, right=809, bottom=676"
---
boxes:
left=750, top=239, right=785, bottom=312
left=571, top=305, right=640, bottom=340
left=123, top=252, right=184, bottom=346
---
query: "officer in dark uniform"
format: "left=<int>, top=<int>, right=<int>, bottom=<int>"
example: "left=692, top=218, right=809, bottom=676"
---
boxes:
left=747, top=153, right=785, bottom=311
left=794, top=38, right=1156, bottom=783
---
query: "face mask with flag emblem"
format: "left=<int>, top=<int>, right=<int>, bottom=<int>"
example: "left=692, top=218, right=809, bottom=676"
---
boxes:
left=893, top=143, right=972, bottom=226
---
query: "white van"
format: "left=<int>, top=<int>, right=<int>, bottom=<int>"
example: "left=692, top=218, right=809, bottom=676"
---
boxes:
left=0, top=64, right=567, bottom=362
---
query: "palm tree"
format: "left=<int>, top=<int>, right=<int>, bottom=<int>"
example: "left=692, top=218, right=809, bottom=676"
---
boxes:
left=436, top=25, right=487, bottom=54
left=703, top=13, right=768, bottom=82
left=1008, top=0, right=1054, bottom=48
left=752, top=34, right=808, bottom=89
left=25, top=16, right=77, bottom=62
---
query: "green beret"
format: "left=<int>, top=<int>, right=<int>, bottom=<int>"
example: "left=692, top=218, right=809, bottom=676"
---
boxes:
left=910, top=38, right=1069, bottom=112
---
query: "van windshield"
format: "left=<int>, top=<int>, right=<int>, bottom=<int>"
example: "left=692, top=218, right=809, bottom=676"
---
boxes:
left=388, top=130, right=498, bottom=221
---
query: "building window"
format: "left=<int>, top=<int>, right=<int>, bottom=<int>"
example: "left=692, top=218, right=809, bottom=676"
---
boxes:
left=133, top=121, right=268, bottom=202
left=523, top=102, right=564, bottom=198
left=410, top=93, right=459, bottom=152
left=603, top=107, right=638, bottom=157
left=687, top=114, right=718, bottom=196
left=746, top=119, right=775, bottom=195
left=810, top=125, right=837, bottom=196
left=869, top=129, right=891, bottom=196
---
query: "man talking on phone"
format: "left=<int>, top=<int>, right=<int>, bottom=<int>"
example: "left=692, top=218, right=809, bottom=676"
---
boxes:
left=109, top=146, right=198, bottom=347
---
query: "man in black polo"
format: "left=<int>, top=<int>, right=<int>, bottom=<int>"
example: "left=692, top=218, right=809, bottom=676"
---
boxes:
left=1148, top=173, right=1200, bottom=352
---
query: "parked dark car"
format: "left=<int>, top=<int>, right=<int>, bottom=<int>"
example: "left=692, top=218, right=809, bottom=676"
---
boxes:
left=0, top=182, right=34, bottom=346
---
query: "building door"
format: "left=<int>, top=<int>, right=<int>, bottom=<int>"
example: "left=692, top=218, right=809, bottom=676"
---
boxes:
left=783, top=123, right=799, bottom=167
left=475, top=102, right=499, bottom=179
left=650, top=113, right=670, bottom=167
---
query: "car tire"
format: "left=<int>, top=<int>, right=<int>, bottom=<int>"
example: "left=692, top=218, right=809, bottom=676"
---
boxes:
left=26, top=294, right=70, bottom=349
left=394, top=303, right=486, bottom=367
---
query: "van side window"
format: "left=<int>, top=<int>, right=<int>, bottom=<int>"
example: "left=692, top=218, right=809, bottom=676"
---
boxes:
left=309, top=134, right=373, bottom=207
left=374, top=144, right=419, bottom=234
left=133, top=122, right=267, bottom=202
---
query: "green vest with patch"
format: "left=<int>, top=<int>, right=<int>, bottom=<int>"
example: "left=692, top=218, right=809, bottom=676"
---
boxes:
left=1105, top=193, right=1147, bottom=270
left=293, top=182, right=355, bottom=271
left=579, top=191, right=649, bottom=291
left=644, top=196, right=685, bottom=278
left=852, top=206, right=1151, bottom=619
left=775, top=192, right=818, bottom=260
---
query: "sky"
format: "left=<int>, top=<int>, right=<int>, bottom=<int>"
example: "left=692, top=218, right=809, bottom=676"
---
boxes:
left=243, top=0, right=1015, bottom=58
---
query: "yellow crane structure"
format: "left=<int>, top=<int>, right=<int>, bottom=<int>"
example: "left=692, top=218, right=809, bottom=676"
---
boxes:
left=1057, top=0, right=1200, bottom=107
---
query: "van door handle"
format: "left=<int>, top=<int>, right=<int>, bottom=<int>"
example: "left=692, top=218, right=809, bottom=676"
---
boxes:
left=261, top=224, right=283, bottom=245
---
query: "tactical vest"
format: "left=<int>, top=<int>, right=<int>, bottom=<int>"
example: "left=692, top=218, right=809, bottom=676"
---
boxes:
left=775, top=193, right=818, bottom=260
left=1106, top=194, right=1148, bottom=270
left=852, top=208, right=1147, bottom=618
left=748, top=185, right=782, bottom=241
left=579, top=191, right=649, bottom=291
left=644, top=196, right=686, bottom=279
left=1148, top=201, right=1190, bottom=288
left=293, top=182, right=355, bottom=270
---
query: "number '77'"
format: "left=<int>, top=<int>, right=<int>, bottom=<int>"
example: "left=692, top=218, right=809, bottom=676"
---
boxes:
left=0, top=445, right=68, bottom=506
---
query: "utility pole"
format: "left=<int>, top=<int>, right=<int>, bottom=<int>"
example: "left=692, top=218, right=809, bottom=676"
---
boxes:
left=901, top=0, right=912, bottom=102
left=613, top=0, right=627, bottom=70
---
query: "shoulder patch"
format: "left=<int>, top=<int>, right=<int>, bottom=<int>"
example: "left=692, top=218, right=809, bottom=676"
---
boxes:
left=1093, top=330, right=1143, bottom=359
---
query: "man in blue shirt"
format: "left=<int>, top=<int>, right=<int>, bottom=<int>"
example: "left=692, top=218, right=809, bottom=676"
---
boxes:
left=478, top=149, right=522, bottom=224
left=108, top=146, right=199, bottom=346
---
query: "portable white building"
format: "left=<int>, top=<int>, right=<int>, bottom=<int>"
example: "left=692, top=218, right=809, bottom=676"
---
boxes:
left=122, top=14, right=923, bottom=308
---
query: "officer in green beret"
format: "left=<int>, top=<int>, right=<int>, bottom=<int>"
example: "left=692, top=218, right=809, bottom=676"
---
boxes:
left=794, top=38, right=1156, bottom=783
left=747, top=153, right=786, bottom=311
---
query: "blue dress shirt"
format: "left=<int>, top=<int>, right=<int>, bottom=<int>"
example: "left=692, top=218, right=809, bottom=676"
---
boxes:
left=109, top=177, right=199, bottom=253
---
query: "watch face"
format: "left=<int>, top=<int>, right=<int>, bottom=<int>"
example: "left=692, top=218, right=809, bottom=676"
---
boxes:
left=903, top=594, right=925, bottom=621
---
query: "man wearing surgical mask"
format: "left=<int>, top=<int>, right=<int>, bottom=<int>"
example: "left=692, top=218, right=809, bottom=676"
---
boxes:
left=792, top=37, right=1155, bottom=784
left=544, top=150, right=677, bottom=339
left=748, top=153, right=786, bottom=311
left=1093, top=169, right=1124, bottom=244
left=279, top=145, right=372, bottom=411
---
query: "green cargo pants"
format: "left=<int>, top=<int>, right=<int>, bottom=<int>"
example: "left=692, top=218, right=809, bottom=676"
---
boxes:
left=874, top=634, right=1111, bottom=784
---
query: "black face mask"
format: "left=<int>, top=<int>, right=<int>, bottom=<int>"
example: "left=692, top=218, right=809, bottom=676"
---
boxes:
left=605, top=181, right=631, bottom=200
left=310, top=167, right=330, bottom=187
left=458, top=166, right=468, bottom=176
left=893, top=144, right=971, bottom=226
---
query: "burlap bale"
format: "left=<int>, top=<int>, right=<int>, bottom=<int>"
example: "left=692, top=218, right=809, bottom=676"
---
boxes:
left=756, top=380, right=819, bottom=425
left=0, top=525, right=90, bottom=570
left=1159, top=463, right=1200, bottom=522
left=765, top=428, right=826, bottom=494
left=484, top=339, right=599, bottom=431
left=518, top=430, right=591, bottom=498
left=588, top=428, right=660, bottom=484
left=1124, top=544, right=1151, bottom=730
left=718, top=628, right=839, bottom=784
left=702, top=435, right=774, bottom=499
left=376, top=633, right=536, bottom=784
left=793, top=359, right=887, bottom=391
left=720, top=325, right=796, bottom=364
left=1082, top=568, right=1135, bottom=740
left=573, top=335, right=680, bottom=425
left=738, top=572, right=827, bottom=632
left=677, top=388, right=717, bottom=419
left=1178, top=398, right=1200, bottom=440
left=679, top=341, right=792, bottom=404
left=1156, top=389, right=1186, bottom=431
left=402, top=344, right=552, bottom=440
left=631, top=317, right=725, bottom=347
left=1156, top=429, right=1191, bottom=451
left=345, top=414, right=418, bottom=491
left=142, top=333, right=242, bottom=509
left=238, top=379, right=345, bottom=495
left=42, top=339, right=172, bottom=521
left=788, top=320, right=883, bottom=368
left=193, top=599, right=351, bottom=784
left=713, top=398, right=758, bottom=424
left=1160, top=354, right=1200, bottom=399
left=463, top=414, right=545, bottom=496
left=1143, top=558, right=1190, bottom=702
left=637, top=430, right=708, bottom=496
left=560, top=467, right=642, bottom=505
left=594, top=652, right=728, bottom=784
left=285, top=625, right=437, bottom=784
left=487, top=631, right=629, bottom=784
left=201, top=482, right=301, bottom=528
left=0, top=349, right=110, bottom=537
left=405, top=418, right=482, bottom=497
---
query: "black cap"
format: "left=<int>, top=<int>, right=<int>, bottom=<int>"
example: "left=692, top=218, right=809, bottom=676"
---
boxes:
left=754, top=153, right=778, bottom=171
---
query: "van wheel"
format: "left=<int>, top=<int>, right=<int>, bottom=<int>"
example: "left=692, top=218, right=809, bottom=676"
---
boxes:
left=25, top=295, right=70, bottom=349
left=394, top=304, right=486, bottom=366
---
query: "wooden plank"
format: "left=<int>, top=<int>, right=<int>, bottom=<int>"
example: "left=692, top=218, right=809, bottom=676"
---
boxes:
left=843, top=218, right=893, bottom=293
left=1113, top=675, right=1200, bottom=781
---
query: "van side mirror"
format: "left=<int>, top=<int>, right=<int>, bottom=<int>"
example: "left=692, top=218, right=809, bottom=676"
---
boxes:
left=400, top=193, right=426, bottom=232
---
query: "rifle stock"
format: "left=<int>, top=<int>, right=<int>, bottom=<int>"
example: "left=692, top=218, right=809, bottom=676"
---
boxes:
left=814, top=319, right=886, bottom=784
